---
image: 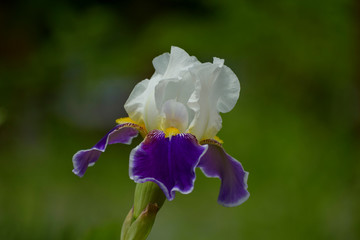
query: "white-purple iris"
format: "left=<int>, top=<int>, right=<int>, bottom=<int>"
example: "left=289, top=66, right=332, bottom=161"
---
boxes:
left=72, top=47, right=249, bottom=207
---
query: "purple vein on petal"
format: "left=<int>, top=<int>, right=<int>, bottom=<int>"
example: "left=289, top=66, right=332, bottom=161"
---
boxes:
left=129, top=130, right=207, bottom=200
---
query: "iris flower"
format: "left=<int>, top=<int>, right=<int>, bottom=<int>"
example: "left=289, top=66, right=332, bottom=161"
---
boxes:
left=72, top=47, right=249, bottom=207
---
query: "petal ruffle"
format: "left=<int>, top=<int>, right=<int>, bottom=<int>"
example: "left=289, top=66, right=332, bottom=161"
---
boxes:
left=153, top=46, right=200, bottom=79
left=130, top=130, right=208, bottom=200
left=187, top=59, right=240, bottom=140
left=198, top=140, right=249, bottom=207
left=124, top=47, right=200, bottom=131
left=72, top=124, right=139, bottom=177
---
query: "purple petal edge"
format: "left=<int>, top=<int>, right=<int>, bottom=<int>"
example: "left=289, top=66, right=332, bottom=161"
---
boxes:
left=129, top=130, right=208, bottom=200
left=198, top=144, right=250, bottom=207
left=72, top=125, right=139, bottom=177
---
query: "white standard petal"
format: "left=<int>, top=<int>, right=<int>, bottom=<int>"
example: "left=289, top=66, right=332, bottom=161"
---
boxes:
left=212, top=58, right=240, bottom=113
left=124, top=77, right=162, bottom=130
left=187, top=59, right=240, bottom=140
left=161, top=46, right=200, bottom=78
left=154, top=74, right=196, bottom=130
left=124, top=46, right=200, bottom=131
left=124, top=79, right=150, bottom=125
left=152, top=52, right=170, bottom=75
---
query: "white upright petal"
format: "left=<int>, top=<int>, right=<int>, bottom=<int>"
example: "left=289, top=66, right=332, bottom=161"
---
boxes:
left=124, top=46, right=200, bottom=131
left=124, top=79, right=150, bottom=124
left=152, top=52, right=170, bottom=75
left=213, top=58, right=240, bottom=113
left=187, top=58, right=240, bottom=140
left=154, top=74, right=196, bottom=127
left=162, top=46, right=200, bottom=78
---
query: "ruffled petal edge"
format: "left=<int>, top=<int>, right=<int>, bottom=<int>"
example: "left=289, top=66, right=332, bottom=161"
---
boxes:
left=199, top=138, right=249, bottom=207
left=72, top=121, right=143, bottom=177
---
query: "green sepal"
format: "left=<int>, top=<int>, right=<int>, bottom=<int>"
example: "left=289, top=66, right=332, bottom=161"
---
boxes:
left=123, top=203, right=159, bottom=240
left=120, top=207, right=134, bottom=240
left=133, top=182, right=166, bottom=219
left=121, top=182, right=166, bottom=240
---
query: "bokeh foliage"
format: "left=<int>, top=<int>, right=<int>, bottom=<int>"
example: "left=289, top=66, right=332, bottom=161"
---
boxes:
left=0, top=0, right=359, bottom=239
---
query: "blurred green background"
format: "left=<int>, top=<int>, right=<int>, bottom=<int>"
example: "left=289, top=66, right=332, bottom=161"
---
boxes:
left=0, top=0, right=359, bottom=239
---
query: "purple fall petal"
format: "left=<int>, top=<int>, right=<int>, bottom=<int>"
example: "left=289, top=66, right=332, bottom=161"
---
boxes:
left=198, top=144, right=249, bottom=207
left=130, top=130, right=208, bottom=200
left=72, top=125, right=139, bottom=177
